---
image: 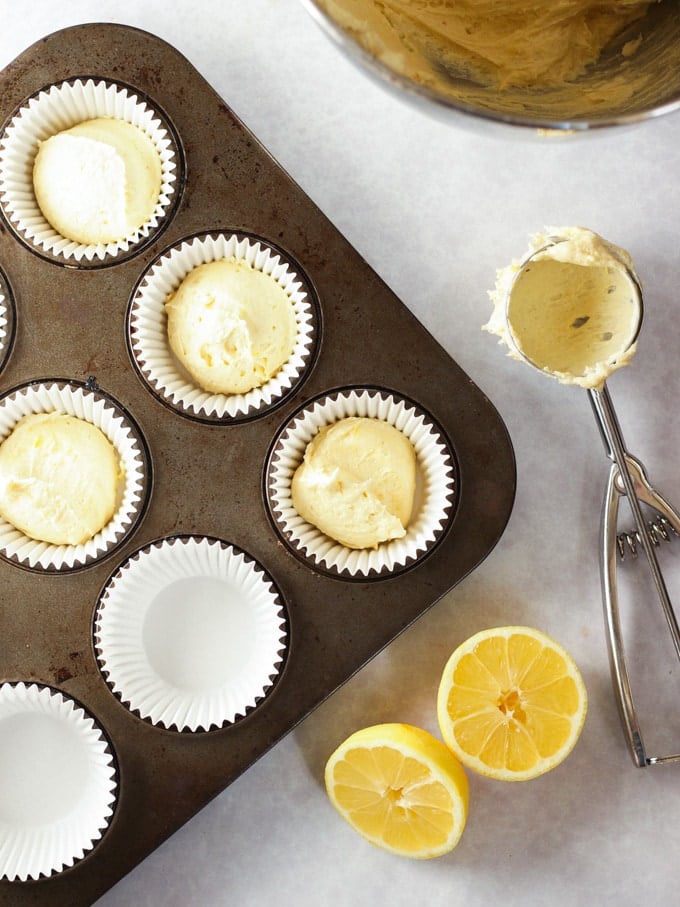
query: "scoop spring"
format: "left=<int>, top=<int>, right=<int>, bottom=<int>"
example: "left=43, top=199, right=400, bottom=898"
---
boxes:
left=617, top=516, right=679, bottom=560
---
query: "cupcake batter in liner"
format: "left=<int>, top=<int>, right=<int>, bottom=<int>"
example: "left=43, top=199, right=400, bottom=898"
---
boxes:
left=0, top=379, right=151, bottom=572
left=0, top=77, right=182, bottom=265
left=94, top=535, right=290, bottom=732
left=0, top=266, right=16, bottom=376
left=126, top=231, right=320, bottom=422
left=265, top=386, right=458, bottom=579
left=0, top=682, right=118, bottom=882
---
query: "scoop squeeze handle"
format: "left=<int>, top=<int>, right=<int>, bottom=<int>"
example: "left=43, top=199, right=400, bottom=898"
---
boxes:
left=589, top=384, right=680, bottom=766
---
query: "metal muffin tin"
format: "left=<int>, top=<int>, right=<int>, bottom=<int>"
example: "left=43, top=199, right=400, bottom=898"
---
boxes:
left=0, top=24, right=515, bottom=905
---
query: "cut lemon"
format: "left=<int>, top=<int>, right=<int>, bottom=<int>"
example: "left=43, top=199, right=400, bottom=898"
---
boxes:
left=324, top=723, right=469, bottom=859
left=437, top=626, right=587, bottom=781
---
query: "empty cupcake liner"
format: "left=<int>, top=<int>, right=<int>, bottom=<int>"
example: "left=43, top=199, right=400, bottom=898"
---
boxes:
left=265, top=387, right=458, bottom=579
left=126, top=231, right=320, bottom=421
left=0, top=77, right=181, bottom=265
left=0, top=379, right=151, bottom=571
left=0, top=266, right=15, bottom=375
left=94, top=535, right=290, bottom=732
left=0, top=682, right=118, bottom=882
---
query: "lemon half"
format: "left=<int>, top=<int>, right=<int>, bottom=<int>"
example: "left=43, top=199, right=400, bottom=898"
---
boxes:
left=325, top=722, right=469, bottom=859
left=437, top=626, right=587, bottom=782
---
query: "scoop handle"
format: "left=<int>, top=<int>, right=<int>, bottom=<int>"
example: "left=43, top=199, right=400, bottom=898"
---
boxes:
left=589, top=384, right=680, bottom=658
left=600, top=460, right=646, bottom=766
left=590, top=384, right=680, bottom=766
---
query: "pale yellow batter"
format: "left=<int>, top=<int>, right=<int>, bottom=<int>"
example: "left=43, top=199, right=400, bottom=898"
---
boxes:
left=485, top=227, right=641, bottom=388
left=0, top=412, right=121, bottom=546
left=291, top=416, right=416, bottom=549
left=165, top=259, right=297, bottom=396
left=33, top=117, right=162, bottom=245
left=317, top=0, right=657, bottom=88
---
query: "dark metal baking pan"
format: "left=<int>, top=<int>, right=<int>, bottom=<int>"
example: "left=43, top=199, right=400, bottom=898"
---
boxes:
left=0, top=24, right=515, bottom=906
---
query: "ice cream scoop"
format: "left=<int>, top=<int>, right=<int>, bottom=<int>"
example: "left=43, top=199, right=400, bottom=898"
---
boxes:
left=489, top=227, right=680, bottom=768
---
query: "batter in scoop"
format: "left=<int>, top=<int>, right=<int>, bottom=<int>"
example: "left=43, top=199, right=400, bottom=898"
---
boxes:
left=485, top=226, right=641, bottom=389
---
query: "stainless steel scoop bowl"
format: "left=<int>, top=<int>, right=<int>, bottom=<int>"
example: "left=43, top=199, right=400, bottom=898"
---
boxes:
left=301, top=0, right=680, bottom=134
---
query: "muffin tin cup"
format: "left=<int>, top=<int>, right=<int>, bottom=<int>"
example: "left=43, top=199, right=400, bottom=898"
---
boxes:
left=0, top=265, right=16, bottom=376
left=0, top=77, right=182, bottom=266
left=265, top=386, right=459, bottom=579
left=0, top=682, right=118, bottom=883
left=94, top=535, right=290, bottom=733
left=126, top=231, right=321, bottom=422
left=0, top=379, right=151, bottom=572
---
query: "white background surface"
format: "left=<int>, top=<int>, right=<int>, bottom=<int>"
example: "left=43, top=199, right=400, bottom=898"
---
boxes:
left=2, top=2, right=680, bottom=905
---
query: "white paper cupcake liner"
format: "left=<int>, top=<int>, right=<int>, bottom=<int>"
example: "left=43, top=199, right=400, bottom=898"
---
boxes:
left=94, top=535, right=290, bottom=732
left=0, top=379, right=150, bottom=571
left=0, top=77, right=181, bottom=265
left=265, top=387, right=458, bottom=579
left=0, top=682, right=118, bottom=882
left=0, top=267, right=14, bottom=375
left=127, top=231, right=320, bottom=421
left=0, top=288, right=6, bottom=360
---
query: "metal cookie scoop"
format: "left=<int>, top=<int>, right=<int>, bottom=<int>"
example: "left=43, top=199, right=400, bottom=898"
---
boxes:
left=505, top=234, right=680, bottom=767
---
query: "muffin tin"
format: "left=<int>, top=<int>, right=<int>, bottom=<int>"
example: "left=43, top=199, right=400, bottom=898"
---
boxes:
left=0, top=24, right=515, bottom=905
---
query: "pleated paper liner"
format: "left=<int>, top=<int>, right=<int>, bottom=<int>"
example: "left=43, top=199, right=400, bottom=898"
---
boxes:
left=265, top=386, right=459, bottom=580
left=0, top=77, right=183, bottom=266
left=0, top=682, right=118, bottom=882
left=126, top=231, right=321, bottom=423
left=0, top=379, right=151, bottom=572
left=0, top=265, right=16, bottom=376
left=94, top=535, right=290, bottom=732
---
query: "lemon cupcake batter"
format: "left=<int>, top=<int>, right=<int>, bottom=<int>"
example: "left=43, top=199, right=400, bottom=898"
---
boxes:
left=0, top=412, right=121, bottom=545
left=316, top=0, right=657, bottom=88
left=485, top=226, right=641, bottom=388
left=291, top=416, right=417, bottom=549
left=33, top=116, right=162, bottom=245
left=165, top=258, right=297, bottom=396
